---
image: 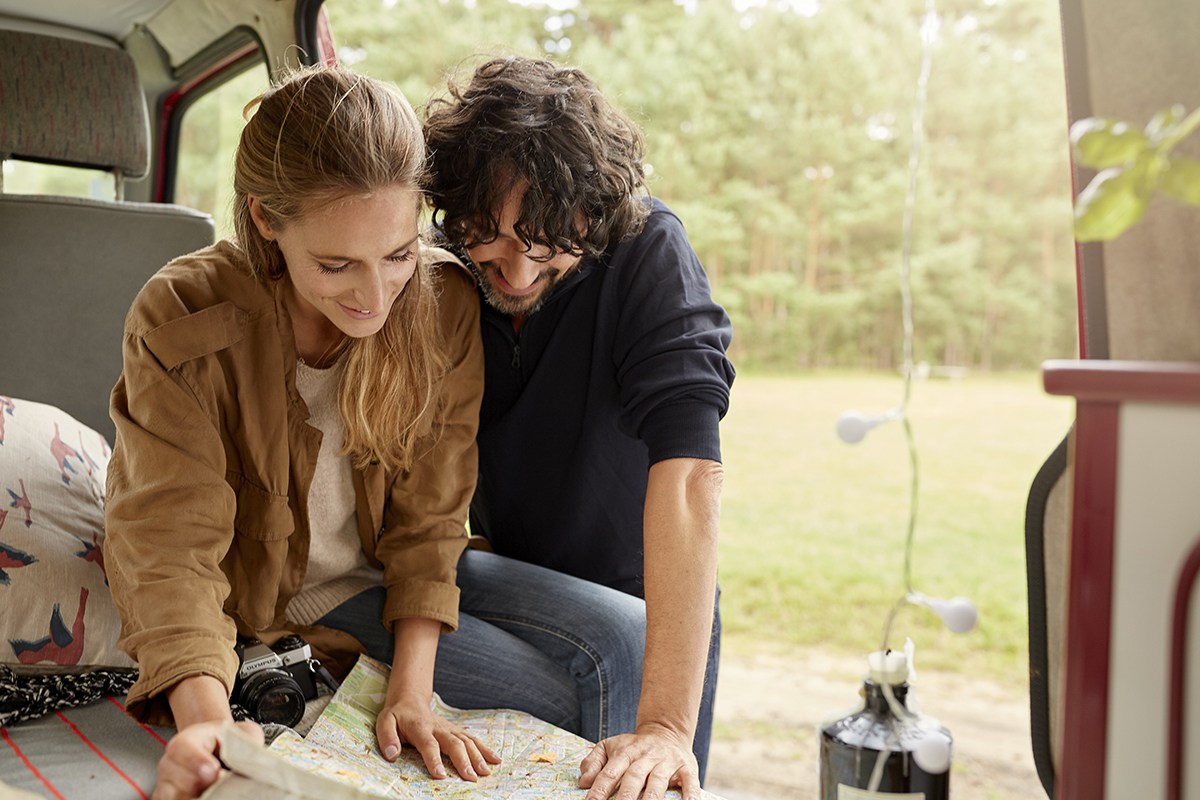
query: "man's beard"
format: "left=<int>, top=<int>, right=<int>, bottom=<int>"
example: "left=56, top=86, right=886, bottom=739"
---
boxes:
left=473, top=263, right=562, bottom=317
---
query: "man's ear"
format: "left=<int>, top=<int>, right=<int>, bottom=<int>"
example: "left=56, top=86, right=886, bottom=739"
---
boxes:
left=247, top=196, right=276, bottom=240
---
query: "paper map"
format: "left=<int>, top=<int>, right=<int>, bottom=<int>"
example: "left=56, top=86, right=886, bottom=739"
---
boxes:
left=250, top=655, right=722, bottom=800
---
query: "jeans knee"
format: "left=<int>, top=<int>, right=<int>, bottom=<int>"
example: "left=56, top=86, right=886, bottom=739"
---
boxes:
left=613, top=595, right=648, bottom=651
left=539, top=700, right=583, bottom=734
left=570, top=600, right=646, bottom=681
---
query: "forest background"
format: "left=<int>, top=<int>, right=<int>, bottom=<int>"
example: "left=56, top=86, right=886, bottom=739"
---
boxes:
left=173, top=0, right=1081, bottom=374
left=7, top=0, right=1080, bottom=372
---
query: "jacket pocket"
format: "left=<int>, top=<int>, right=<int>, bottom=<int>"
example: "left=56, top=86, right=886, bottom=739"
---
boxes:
left=233, top=480, right=293, bottom=541
left=223, top=479, right=294, bottom=629
left=144, top=302, right=246, bottom=370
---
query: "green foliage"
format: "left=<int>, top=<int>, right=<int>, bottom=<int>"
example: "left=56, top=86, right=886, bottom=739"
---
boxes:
left=1071, top=104, right=1200, bottom=242
left=1071, top=118, right=1148, bottom=168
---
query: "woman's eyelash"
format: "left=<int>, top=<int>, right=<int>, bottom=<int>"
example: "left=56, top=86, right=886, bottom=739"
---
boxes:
left=316, top=252, right=412, bottom=274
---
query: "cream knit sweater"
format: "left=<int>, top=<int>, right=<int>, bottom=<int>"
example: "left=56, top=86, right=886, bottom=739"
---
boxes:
left=286, top=356, right=381, bottom=626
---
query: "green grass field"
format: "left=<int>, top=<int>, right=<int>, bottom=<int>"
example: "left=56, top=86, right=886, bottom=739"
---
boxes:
left=717, top=371, right=1074, bottom=688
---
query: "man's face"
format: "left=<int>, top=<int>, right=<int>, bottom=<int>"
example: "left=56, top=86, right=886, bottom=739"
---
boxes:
left=466, top=186, right=582, bottom=317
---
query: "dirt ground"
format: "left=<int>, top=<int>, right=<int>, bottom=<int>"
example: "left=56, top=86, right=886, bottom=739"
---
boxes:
left=704, top=648, right=1046, bottom=800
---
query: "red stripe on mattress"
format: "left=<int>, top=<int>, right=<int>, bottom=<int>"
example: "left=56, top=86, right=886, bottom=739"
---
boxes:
left=107, top=695, right=169, bottom=747
left=1, top=726, right=67, bottom=800
left=55, top=710, right=150, bottom=800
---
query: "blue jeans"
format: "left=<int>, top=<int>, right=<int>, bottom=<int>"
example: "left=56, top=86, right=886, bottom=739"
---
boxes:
left=316, top=549, right=720, bottom=782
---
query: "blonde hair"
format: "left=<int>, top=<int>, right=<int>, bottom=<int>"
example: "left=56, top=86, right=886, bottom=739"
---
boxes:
left=232, top=65, right=448, bottom=471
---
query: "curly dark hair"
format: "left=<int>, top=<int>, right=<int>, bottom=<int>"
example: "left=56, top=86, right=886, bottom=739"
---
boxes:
left=423, top=56, right=649, bottom=259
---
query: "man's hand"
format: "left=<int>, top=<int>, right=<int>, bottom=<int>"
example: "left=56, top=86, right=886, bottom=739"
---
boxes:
left=152, top=719, right=262, bottom=800
left=577, top=723, right=700, bottom=800
left=376, top=694, right=501, bottom=782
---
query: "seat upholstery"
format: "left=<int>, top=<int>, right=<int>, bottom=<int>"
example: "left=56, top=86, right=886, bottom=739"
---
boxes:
left=0, top=29, right=149, bottom=180
left=0, top=27, right=214, bottom=441
left=0, top=195, right=214, bottom=439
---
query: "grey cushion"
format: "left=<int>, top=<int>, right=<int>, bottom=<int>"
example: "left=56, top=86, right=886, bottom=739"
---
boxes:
left=0, top=195, right=214, bottom=441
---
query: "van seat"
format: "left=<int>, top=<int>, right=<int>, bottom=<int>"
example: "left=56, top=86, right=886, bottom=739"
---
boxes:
left=0, top=27, right=215, bottom=441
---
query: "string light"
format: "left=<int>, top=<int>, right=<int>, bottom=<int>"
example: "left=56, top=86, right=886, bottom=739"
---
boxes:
left=834, top=0, right=977, bottom=651
left=823, top=4, right=977, bottom=794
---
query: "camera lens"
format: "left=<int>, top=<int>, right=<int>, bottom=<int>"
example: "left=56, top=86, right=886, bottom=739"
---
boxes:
left=238, top=669, right=306, bottom=727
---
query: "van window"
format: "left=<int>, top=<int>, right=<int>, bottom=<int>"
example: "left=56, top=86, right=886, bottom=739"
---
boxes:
left=2, top=160, right=115, bottom=199
left=175, top=62, right=270, bottom=238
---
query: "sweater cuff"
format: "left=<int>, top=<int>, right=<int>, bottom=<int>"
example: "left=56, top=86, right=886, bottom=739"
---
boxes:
left=640, top=401, right=723, bottom=465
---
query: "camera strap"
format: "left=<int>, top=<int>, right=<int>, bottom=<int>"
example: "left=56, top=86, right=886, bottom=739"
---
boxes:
left=310, top=658, right=340, bottom=693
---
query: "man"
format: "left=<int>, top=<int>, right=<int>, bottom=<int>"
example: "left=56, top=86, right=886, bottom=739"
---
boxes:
left=424, top=56, right=735, bottom=800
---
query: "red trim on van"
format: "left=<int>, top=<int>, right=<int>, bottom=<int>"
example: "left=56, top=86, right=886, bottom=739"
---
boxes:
left=317, top=5, right=338, bottom=65
left=1057, top=399, right=1116, bottom=800
left=154, top=43, right=262, bottom=202
left=1168, top=541, right=1200, bottom=800
left=1044, top=359, right=1200, bottom=405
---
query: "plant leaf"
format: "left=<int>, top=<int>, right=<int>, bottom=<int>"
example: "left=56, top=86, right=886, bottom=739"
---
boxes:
left=1074, top=166, right=1151, bottom=241
left=1158, top=157, right=1200, bottom=206
left=1070, top=118, right=1148, bottom=169
left=1144, top=103, right=1188, bottom=145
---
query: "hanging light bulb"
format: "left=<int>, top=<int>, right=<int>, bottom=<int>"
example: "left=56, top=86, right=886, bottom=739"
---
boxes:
left=913, top=731, right=953, bottom=773
left=836, top=409, right=903, bottom=444
left=927, top=596, right=978, bottom=634
left=909, top=594, right=978, bottom=634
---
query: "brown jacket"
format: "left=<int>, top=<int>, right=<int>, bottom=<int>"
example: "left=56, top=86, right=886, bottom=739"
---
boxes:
left=104, top=241, right=482, bottom=724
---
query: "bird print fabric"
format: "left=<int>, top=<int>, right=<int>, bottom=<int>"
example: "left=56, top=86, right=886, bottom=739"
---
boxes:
left=0, top=396, right=134, bottom=669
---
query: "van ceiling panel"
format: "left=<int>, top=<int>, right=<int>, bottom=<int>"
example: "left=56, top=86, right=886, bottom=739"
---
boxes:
left=146, top=0, right=300, bottom=74
left=0, top=0, right=304, bottom=76
left=0, top=0, right=172, bottom=39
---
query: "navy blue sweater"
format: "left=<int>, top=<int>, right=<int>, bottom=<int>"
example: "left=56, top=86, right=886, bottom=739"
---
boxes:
left=468, top=199, right=735, bottom=597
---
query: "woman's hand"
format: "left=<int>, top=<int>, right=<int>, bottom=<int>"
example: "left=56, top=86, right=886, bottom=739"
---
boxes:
left=381, top=617, right=503, bottom=781
left=152, top=719, right=263, bottom=800
left=154, top=674, right=259, bottom=800
left=376, top=692, right=500, bottom=782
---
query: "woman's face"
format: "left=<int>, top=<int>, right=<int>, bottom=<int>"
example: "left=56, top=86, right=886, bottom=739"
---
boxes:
left=249, top=185, right=421, bottom=351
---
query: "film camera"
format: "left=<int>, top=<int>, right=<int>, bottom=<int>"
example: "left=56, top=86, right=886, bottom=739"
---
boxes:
left=232, top=634, right=338, bottom=727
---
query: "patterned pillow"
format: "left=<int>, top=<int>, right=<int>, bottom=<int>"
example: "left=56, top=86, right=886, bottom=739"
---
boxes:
left=0, top=396, right=134, bottom=672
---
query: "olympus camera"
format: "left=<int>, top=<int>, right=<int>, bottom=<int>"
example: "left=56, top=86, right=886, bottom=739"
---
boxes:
left=232, top=634, right=337, bottom=727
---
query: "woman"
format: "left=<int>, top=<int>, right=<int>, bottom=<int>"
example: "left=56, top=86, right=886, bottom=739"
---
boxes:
left=104, top=66, right=497, bottom=800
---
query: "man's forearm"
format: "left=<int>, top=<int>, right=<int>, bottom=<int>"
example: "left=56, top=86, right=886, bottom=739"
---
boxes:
left=638, top=457, right=722, bottom=738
